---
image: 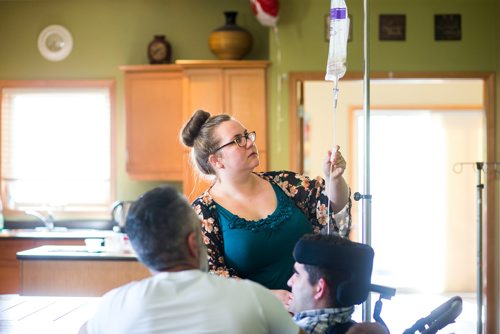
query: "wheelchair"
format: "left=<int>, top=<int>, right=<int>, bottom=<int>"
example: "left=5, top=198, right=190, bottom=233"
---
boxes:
left=294, top=238, right=463, bottom=334
left=369, top=284, right=463, bottom=334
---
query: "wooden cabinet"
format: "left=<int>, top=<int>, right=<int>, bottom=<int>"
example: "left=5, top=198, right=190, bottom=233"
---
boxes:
left=17, top=246, right=150, bottom=297
left=179, top=60, right=269, bottom=201
left=121, top=65, right=184, bottom=180
left=121, top=61, right=269, bottom=201
left=19, top=260, right=149, bottom=297
left=0, top=238, right=83, bottom=294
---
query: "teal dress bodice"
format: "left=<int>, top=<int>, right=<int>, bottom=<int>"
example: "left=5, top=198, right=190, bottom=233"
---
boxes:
left=215, top=184, right=313, bottom=290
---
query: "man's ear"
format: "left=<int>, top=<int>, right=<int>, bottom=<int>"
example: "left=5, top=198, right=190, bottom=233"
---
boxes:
left=186, top=232, right=198, bottom=257
left=314, top=277, right=329, bottom=301
left=208, top=154, right=224, bottom=169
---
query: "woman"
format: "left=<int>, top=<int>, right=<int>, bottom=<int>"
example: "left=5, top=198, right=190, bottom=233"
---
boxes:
left=180, top=110, right=351, bottom=306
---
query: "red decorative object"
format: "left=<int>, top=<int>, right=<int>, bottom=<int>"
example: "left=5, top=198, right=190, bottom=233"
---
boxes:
left=250, top=0, right=280, bottom=27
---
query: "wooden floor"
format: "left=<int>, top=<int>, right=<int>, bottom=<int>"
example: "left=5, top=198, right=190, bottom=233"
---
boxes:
left=0, top=294, right=99, bottom=334
left=1, top=292, right=477, bottom=334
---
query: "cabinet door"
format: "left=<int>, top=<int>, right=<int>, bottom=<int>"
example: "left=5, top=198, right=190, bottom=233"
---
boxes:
left=0, top=239, right=35, bottom=293
left=223, top=68, right=268, bottom=170
left=182, top=66, right=268, bottom=202
left=182, top=69, right=224, bottom=201
left=183, top=69, right=224, bottom=115
left=125, top=71, right=183, bottom=180
left=0, top=238, right=82, bottom=294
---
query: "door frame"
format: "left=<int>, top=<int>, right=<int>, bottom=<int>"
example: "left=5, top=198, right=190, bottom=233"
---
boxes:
left=288, top=71, right=497, bottom=333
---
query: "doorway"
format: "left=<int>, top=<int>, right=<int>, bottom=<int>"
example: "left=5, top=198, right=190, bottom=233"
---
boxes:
left=288, top=72, right=496, bottom=333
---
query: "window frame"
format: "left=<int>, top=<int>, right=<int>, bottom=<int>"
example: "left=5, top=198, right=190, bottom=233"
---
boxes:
left=0, top=80, right=116, bottom=219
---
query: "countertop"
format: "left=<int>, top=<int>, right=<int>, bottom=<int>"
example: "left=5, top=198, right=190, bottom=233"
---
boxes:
left=0, top=228, right=116, bottom=239
left=16, top=245, right=138, bottom=261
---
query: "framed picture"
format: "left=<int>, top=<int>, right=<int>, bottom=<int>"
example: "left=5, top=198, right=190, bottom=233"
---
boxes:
left=325, top=14, right=353, bottom=42
left=379, top=14, right=406, bottom=41
left=435, top=14, right=461, bottom=41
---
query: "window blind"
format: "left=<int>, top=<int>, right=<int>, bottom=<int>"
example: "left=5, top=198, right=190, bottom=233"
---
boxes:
left=1, top=87, right=112, bottom=213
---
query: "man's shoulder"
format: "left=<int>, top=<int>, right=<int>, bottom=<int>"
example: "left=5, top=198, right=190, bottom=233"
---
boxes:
left=203, top=274, right=275, bottom=299
left=101, top=275, right=156, bottom=299
left=205, top=272, right=261, bottom=288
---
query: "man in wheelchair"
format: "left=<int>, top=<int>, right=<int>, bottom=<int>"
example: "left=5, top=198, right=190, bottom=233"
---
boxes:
left=288, top=233, right=387, bottom=334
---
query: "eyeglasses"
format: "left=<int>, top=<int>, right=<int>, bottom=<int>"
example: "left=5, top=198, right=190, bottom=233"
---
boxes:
left=212, top=131, right=256, bottom=153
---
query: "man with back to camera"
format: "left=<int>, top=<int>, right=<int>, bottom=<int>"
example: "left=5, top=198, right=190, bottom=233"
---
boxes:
left=288, top=233, right=389, bottom=334
left=79, top=185, right=306, bottom=334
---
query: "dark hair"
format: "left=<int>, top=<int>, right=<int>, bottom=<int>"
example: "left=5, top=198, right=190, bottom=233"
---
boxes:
left=180, top=109, right=231, bottom=176
left=301, top=234, right=353, bottom=307
left=125, top=186, right=200, bottom=271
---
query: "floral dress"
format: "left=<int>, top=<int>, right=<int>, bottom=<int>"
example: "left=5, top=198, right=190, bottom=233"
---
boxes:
left=191, top=170, right=351, bottom=283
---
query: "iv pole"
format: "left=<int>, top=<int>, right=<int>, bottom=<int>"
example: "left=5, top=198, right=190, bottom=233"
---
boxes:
left=327, top=0, right=372, bottom=322
left=475, top=163, right=483, bottom=334
left=361, top=0, right=372, bottom=322
left=453, top=161, right=500, bottom=334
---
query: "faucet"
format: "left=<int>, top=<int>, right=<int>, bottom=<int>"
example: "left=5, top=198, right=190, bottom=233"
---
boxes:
left=25, top=210, right=55, bottom=230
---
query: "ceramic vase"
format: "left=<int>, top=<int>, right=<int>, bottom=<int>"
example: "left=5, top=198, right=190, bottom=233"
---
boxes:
left=208, top=11, right=253, bottom=60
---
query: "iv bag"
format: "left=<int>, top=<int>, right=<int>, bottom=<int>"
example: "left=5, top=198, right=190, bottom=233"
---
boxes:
left=325, top=0, right=349, bottom=82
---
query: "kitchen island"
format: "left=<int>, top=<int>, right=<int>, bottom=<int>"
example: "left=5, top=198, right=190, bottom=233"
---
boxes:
left=0, top=228, right=116, bottom=294
left=17, top=245, right=150, bottom=296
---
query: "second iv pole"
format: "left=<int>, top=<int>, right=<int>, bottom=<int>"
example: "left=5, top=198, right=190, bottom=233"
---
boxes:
left=453, top=161, right=500, bottom=334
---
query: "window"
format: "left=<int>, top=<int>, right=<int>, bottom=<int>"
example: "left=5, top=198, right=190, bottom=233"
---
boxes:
left=0, top=81, right=115, bottom=216
left=354, top=108, right=484, bottom=292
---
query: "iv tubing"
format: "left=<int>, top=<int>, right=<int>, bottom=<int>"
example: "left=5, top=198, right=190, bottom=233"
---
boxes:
left=326, top=77, right=339, bottom=236
left=333, top=77, right=340, bottom=109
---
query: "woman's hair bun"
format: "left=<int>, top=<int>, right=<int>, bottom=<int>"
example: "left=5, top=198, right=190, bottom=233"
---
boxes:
left=181, top=109, right=211, bottom=147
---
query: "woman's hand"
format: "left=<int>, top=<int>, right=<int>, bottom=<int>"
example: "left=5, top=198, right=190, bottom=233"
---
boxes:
left=322, top=145, right=349, bottom=213
left=323, top=145, right=347, bottom=179
left=270, top=289, right=293, bottom=309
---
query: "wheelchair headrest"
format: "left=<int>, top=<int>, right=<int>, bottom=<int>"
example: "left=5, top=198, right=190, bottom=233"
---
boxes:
left=293, top=237, right=374, bottom=307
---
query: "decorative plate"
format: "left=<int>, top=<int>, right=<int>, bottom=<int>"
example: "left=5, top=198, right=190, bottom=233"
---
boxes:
left=37, top=25, right=73, bottom=61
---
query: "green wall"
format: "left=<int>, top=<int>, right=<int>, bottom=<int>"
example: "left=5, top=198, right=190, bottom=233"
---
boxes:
left=1, top=0, right=498, bottom=328
left=268, top=1, right=498, bottom=330
left=268, top=0, right=496, bottom=168
left=0, top=0, right=498, bottom=194
left=0, top=0, right=269, bottom=200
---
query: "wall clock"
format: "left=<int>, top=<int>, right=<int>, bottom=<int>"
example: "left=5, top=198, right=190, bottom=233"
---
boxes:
left=147, top=35, right=171, bottom=64
left=38, top=25, right=73, bottom=61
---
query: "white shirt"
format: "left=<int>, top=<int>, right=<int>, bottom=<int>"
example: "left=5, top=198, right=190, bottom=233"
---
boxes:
left=86, top=270, right=299, bottom=334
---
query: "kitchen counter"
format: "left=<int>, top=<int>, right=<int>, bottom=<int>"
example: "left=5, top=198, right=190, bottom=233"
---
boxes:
left=17, top=245, right=137, bottom=261
left=16, top=245, right=150, bottom=296
left=0, top=228, right=115, bottom=239
left=17, top=244, right=137, bottom=259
